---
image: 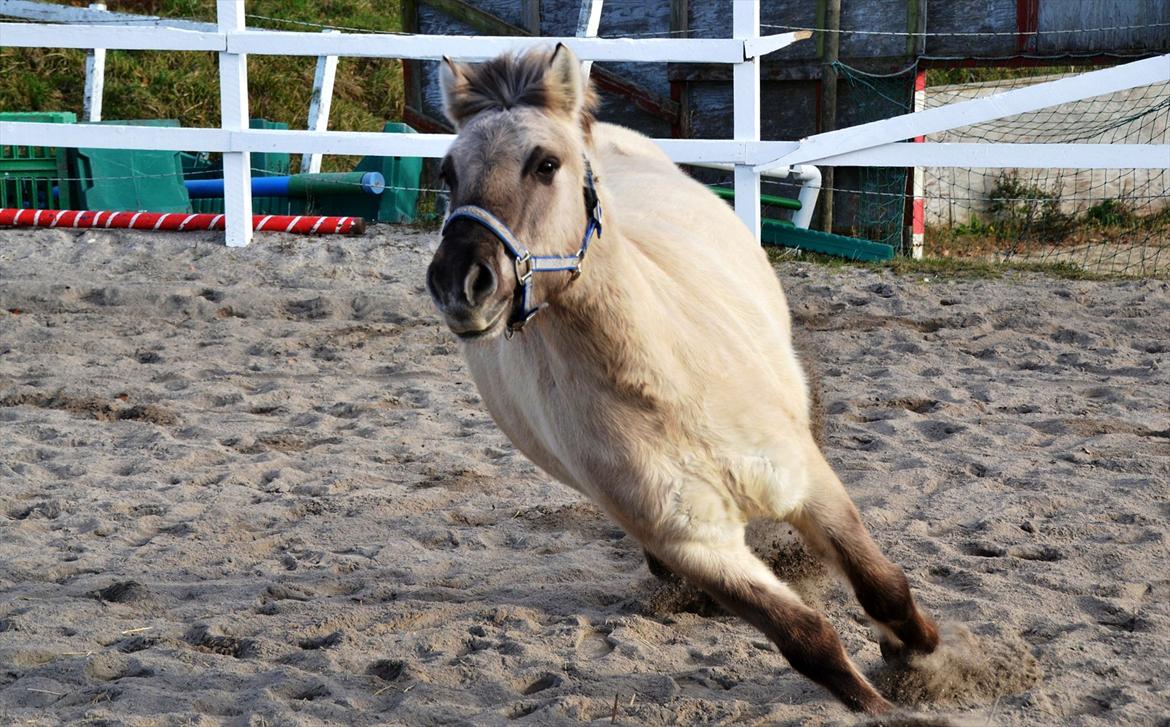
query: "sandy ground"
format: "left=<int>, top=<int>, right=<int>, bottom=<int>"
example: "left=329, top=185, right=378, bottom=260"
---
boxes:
left=0, top=227, right=1167, bottom=726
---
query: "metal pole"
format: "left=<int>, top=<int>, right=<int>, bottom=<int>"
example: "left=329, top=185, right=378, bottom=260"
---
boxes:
left=819, top=0, right=840, bottom=234
left=732, top=0, right=761, bottom=241
left=217, top=0, right=253, bottom=247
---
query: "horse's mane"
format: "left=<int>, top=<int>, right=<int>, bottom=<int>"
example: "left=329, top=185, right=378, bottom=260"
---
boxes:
left=448, top=50, right=597, bottom=132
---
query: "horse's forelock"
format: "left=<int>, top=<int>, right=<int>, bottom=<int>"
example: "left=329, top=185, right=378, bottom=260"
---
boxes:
left=450, top=51, right=597, bottom=133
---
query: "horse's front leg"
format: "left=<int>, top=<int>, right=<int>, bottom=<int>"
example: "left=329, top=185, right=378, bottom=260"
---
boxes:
left=649, top=535, right=893, bottom=714
left=788, top=452, right=940, bottom=661
left=643, top=549, right=678, bottom=582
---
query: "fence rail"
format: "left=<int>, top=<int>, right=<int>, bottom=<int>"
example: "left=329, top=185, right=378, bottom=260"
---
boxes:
left=1, top=0, right=1167, bottom=248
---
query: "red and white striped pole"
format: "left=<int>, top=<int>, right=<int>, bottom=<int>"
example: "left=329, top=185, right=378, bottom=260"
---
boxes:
left=911, top=69, right=927, bottom=260
left=0, top=209, right=366, bottom=235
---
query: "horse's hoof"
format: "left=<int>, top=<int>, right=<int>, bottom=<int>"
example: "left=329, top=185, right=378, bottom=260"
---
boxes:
left=880, top=639, right=909, bottom=664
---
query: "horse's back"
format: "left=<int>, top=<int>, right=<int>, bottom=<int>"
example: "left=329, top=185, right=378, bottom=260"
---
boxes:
left=594, top=123, right=784, bottom=303
left=592, top=123, right=809, bottom=433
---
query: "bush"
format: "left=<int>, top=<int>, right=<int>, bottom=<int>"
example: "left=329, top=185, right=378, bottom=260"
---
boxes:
left=987, top=172, right=1074, bottom=243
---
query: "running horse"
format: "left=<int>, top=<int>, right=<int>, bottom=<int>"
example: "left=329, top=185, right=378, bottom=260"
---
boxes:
left=425, top=44, right=940, bottom=714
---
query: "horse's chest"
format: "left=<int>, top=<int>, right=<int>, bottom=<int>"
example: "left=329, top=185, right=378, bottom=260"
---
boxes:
left=463, top=345, right=594, bottom=490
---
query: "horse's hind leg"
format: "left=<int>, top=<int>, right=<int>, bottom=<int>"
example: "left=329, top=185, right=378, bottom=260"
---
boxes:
left=655, top=539, right=892, bottom=714
left=790, top=454, right=940, bottom=660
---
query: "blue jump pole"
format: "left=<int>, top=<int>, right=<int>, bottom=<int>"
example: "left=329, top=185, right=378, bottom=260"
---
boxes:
left=184, top=172, right=385, bottom=199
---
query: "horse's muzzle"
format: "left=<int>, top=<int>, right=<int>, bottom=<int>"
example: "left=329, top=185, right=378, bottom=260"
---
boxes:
left=426, top=243, right=508, bottom=339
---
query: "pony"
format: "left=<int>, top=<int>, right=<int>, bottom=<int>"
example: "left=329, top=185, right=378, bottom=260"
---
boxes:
left=425, top=44, right=940, bottom=714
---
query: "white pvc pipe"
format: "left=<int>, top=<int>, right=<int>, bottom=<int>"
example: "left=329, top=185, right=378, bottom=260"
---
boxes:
left=688, top=161, right=821, bottom=230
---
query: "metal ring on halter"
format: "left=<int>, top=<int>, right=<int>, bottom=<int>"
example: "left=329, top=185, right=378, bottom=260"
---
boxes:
left=513, top=251, right=534, bottom=284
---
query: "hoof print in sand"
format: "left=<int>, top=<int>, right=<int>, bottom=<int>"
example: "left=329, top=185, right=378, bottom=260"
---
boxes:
left=91, top=581, right=153, bottom=605
left=874, top=622, right=1042, bottom=708
left=522, top=673, right=563, bottom=695
left=367, top=659, right=407, bottom=683
left=298, top=630, right=344, bottom=650
left=185, top=625, right=263, bottom=659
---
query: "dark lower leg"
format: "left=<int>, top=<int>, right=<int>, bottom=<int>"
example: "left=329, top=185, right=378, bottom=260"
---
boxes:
left=793, top=502, right=939, bottom=657
left=700, top=575, right=892, bottom=714
left=655, top=539, right=893, bottom=714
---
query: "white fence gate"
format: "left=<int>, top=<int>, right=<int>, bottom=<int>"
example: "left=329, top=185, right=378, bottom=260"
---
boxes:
left=1, top=0, right=1167, bottom=248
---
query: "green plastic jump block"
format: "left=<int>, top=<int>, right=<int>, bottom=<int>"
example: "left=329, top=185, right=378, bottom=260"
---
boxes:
left=761, top=220, right=895, bottom=261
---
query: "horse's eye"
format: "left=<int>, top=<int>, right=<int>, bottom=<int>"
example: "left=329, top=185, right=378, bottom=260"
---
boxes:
left=536, top=158, right=560, bottom=180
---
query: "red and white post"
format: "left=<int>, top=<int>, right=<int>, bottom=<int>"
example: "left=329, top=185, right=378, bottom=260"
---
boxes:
left=910, top=69, right=926, bottom=259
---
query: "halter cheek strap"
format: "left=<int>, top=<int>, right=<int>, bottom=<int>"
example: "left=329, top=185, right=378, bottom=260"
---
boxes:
left=441, top=159, right=603, bottom=336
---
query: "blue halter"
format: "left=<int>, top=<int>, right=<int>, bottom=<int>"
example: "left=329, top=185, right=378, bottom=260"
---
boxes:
left=441, top=159, right=603, bottom=335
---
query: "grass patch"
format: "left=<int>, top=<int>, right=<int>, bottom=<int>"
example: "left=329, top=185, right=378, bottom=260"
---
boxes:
left=0, top=0, right=404, bottom=172
left=767, top=247, right=1136, bottom=281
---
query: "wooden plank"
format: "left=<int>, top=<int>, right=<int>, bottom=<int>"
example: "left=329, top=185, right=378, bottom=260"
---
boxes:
left=762, top=222, right=895, bottom=261
left=670, top=0, right=687, bottom=39
left=1016, top=0, right=1039, bottom=53
left=669, top=0, right=689, bottom=137
left=0, top=121, right=773, bottom=164
left=302, top=30, right=339, bottom=174
left=0, top=22, right=225, bottom=50
left=0, top=0, right=217, bottom=32
left=733, top=0, right=761, bottom=240
left=229, top=31, right=745, bottom=63
left=82, top=3, right=106, bottom=122
left=520, top=0, right=540, bottom=34
left=669, top=57, right=916, bottom=81
left=576, top=0, right=603, bottom=78
left=798, top=142, right=1170, bottom=169
left=217, top=0, right=252, bottom=247
left=420, top=0, right=528, bottom=35
left=402, top=0, right=422, bottom=113
left=757, top=54, right=1170, bottom=169
left=404, top=105, right=454, bottom=134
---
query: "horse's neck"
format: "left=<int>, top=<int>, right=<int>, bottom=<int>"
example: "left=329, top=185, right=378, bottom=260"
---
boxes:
left=539, top=225, right=676, bottom=403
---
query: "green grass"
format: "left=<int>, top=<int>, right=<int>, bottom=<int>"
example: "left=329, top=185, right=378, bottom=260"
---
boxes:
left=0, top=0, right=404, bottom=171
left=766, top=247, right=1138, bottom=281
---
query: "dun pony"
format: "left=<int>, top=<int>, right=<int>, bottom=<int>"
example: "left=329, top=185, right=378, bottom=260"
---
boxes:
left=426, top=45, right=940, bottom=714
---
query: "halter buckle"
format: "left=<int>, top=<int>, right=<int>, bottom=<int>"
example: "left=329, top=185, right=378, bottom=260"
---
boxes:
left=513, top=251, right=533, bottom=284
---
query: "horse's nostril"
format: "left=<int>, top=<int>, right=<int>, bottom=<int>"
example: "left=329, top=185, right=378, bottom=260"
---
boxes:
left=463, top=261, right=497, bottom=306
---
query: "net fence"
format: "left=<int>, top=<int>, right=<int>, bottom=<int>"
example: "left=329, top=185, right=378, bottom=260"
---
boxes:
left=808, top=62, right=1170, bottom=276
left=921, top=72, right=1169, bottom=276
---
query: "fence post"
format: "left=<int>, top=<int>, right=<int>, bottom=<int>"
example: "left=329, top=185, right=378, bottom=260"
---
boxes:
left=732, top=0, right=761, bottom=242
left=910, top=69, right=926, bottom=259
left=302, top=29, right=339, bottom=174
left=82, top=2, right=106, bottom=122
left=576, top=0, right=604, bottom=79
left=217, top=0, right=253, bottom=247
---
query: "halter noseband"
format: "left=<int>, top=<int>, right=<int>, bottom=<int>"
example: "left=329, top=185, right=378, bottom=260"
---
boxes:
left=441, top=159, right=603, bottom=336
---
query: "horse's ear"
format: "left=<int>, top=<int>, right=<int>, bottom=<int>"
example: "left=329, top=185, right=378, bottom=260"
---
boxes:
left=545, top=43, right=587, bottom=120
left=439, top=56, right=473, bottom=129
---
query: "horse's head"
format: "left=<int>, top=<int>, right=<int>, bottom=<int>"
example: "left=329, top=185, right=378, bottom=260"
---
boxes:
left=427, top=44, right=599, bottom=341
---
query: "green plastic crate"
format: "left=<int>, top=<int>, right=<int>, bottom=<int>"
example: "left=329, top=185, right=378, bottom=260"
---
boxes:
left=67, top=119, right=190, bottom=213
left=0, top=111, right=77, bottom=210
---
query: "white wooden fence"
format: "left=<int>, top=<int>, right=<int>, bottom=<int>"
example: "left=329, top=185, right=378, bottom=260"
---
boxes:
left=1, top=0, right=1167, bottom=248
